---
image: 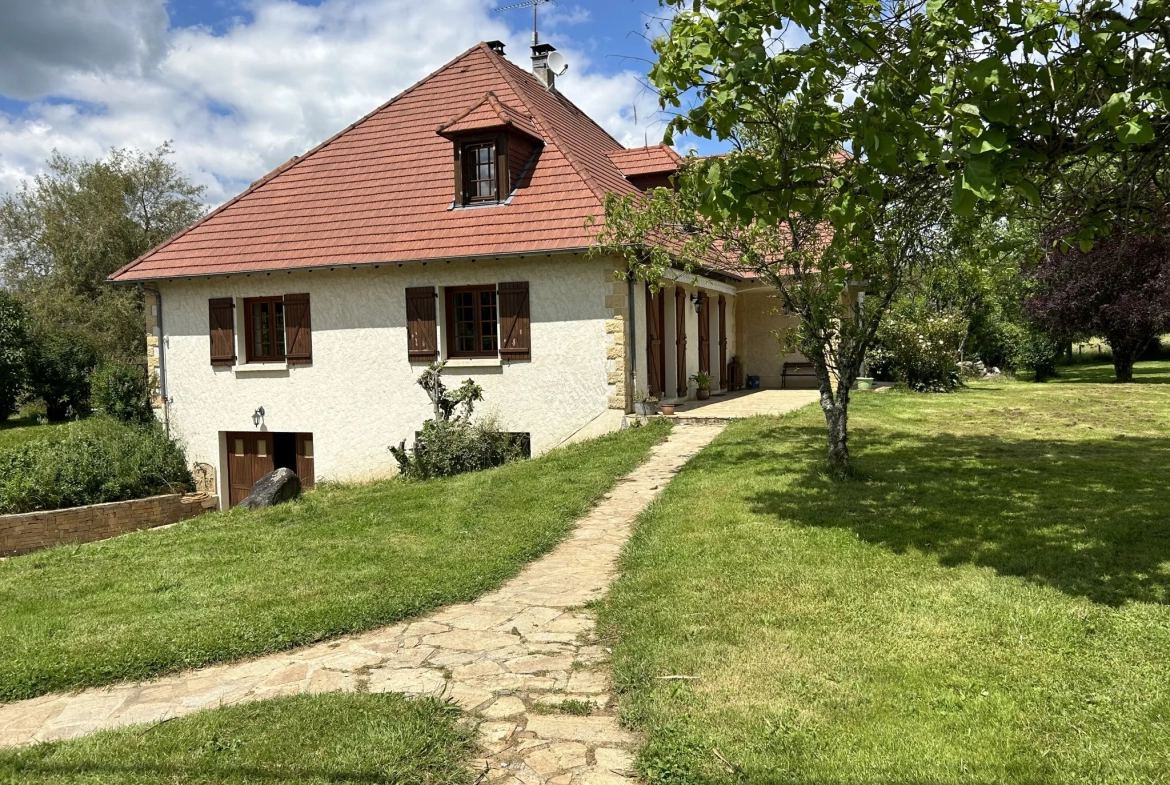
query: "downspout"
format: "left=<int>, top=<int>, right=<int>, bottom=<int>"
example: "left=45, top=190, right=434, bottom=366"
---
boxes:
left=627, top=276, right=637, bottom=413
left=139, top=284, right=170, bottom=438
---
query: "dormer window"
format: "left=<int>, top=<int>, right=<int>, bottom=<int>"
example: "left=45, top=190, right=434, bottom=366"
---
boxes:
left=463, top=141, right=498, bottom=203
left=438, top=91, right=545, bottom=208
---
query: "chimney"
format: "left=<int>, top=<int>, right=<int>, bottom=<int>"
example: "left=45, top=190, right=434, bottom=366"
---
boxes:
left=486, top=40, right=506, bottom=55
left=531, top=42, right=557, bottom=91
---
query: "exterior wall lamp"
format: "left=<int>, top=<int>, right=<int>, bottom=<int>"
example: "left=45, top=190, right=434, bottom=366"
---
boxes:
left=252, top=407, right=265, bottom=427
left=690, top=292, right=703, bottom=314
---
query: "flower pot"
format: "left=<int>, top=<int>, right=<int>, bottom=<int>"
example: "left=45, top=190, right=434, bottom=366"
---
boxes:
left=697, top=388, right=711, bottom=400
left=660, top=403, right=676, bottom=415
left=857, top=377, right=874, bottom=391
left=633, top=401, right=649, bottom=416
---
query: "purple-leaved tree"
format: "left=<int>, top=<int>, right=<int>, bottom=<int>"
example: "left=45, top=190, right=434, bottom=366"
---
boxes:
left=1027, top=217, right=1170, bottom=382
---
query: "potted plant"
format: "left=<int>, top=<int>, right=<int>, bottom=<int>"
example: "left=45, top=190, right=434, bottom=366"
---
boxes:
left=690, top=371, right=713, bottom=400
left=633, top=390, right=658, bottom=416
left=856, top=377, right=874, bottom=391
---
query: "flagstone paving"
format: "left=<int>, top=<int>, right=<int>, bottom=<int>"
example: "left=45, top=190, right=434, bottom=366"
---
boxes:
left=0, top=423, right=725, bottom=784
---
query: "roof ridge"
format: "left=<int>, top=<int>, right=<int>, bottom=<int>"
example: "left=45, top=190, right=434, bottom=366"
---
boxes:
left=482, top=50, right=611, bottom=207
left=111, top=43, right=493, bottom=282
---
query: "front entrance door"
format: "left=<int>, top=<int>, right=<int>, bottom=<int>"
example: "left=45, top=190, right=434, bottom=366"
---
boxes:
left=226, top=431, right=314, bottom=507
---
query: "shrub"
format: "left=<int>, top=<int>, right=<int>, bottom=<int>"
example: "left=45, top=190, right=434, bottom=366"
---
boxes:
left=27, top=328, right=100, bottom=421
left=0, top=293, right=29, bottom=421
left=393, top=416, right=528, bottom=480
left=91, top=361, right=154, bottom=423
left=1014, top=325, right=1063, bottom=382
left=871, top=306, right=968, bottom=392
left=389, top=360, right=527, bottom=479
left=0, top=417, right=191, bottom=513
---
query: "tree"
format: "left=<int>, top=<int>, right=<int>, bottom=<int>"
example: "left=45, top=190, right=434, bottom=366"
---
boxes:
left=597, top=0, right=1167, bottom=473
left=595, top=162, right=948, bottom=474
left=0, top=292, right=30, bottom=420
left=1026, top=217, right=1170, bottom=382
left=0, top=144, right=205, bottom=360
left=26, top=328, right=101, bottom=421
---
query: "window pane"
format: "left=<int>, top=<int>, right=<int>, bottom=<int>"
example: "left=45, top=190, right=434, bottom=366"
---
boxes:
left=479, top=289, right=498, bottom=352
left=275, top=302, right=286, bottom=357
left=454, top=291, right=476, bottom=352
left=465, top=143, right=496, bottom=201
left=252, top=303, right=267, bottom=357
left=234, top=439, right=244, bottom=456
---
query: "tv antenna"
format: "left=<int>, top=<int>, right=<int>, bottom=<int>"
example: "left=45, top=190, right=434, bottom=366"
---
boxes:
left=494, top=0, right=552, bottom=46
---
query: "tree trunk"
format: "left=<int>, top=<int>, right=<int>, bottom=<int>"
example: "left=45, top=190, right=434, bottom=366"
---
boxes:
left=1113, top=351, right=1136, bottom=383
left=822, top=396, right=850, bottom=475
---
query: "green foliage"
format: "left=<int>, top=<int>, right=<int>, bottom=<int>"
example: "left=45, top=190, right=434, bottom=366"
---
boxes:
left=0, top=693, right=474, bottom=785
left=1015, top=326, right=1064, bottom=382
left=390, top=360, right=524, bottom=479
left=0, top=292, right=29, bottom=420
left=871, top=306, right=968, bottom=392
left=652, top=0, right=1170, bottom=242
left=0, top=416, right=190, bottom=514
left=90, top=361, right=154, bottom=424
left=0, top=144, right=205, bottom=361
left=394, top=416, right=528, bottom=480
left=26, top=328, right=100, bottom=421
left=689, top=370, right=713, bottom=390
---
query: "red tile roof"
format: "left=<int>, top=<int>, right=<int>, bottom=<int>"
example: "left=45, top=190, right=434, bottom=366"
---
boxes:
left=438, top=92, right=541, bottom=141
left=109, top=42, right=659, bottom=282
left=606, top=145, right=682, bottom=177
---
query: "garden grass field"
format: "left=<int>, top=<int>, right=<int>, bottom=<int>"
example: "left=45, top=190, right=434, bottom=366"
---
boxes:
left=0, top=693, right=471, bottom=784
left=600, top=362, right=1170, bottom=784
left=0, top=416, right=65, bottom=451
left=0, top=421, right=668, bottom=703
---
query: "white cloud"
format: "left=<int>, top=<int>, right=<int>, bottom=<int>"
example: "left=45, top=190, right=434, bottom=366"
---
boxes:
left=0, top=0, right=665, bottom=204
left=0, top=0, right=169, bottom=99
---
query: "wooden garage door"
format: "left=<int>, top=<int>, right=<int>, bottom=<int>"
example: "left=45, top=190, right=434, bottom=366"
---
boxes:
left=227, top=432, right=274, bottom=508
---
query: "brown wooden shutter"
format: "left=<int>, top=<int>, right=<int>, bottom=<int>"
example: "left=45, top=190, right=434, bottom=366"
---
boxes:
left=498, top=281, right=531, bottom=360
left=718, top=295, right=727, bottom=389
left=209, top=297, right=236, bottom=366
left=283, top=293, right=312, bottom=365
left=675, top=287, right=688, bottom=397
left=698, top=293, right=711, bottom=376
left=406, top=286, right=438, bottom=361
left=645, top=287, right=665, bottom=396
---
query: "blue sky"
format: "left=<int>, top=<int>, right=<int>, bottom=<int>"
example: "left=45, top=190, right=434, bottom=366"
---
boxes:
left=0, top=0, right=720, bottom=205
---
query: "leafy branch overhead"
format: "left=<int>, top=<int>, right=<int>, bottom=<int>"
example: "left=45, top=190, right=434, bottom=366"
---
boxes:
left=653, top=0, right=1169, bottom=243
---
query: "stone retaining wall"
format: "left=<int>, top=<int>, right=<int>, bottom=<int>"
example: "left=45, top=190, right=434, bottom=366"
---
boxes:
left=0, top=494, right=216, bottom=558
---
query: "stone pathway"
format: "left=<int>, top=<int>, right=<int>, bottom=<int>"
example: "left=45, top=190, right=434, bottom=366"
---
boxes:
left=0, top=424, right=725, bottom=784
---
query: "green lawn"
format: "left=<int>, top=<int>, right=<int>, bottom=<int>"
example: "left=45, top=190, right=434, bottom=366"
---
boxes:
left=0, top=421, right=668, bottom=703
left=0, top=693, right=471, bottom=784
left=0, top=416, right=65, bottom=451
left=600, top=362, right=1170, bottom=785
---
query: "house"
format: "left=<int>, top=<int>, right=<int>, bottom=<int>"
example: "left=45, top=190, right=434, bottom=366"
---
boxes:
left=109, top=40, right=807, bottom=507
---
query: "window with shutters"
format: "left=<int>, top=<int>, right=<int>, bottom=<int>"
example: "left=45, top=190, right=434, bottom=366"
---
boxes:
left=244, top=297, right=286, bottom=362
left=445, top=285, right=498, bottom=358
left=231, top=293, right=313, bottom=365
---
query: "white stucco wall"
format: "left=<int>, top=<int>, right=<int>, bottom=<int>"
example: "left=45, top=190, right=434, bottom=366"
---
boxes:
left=154, top=254, right=622, bottom=504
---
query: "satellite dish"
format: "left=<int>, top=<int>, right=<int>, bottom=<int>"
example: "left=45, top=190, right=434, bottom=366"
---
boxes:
left=546, top=50, right=569, bottom=76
